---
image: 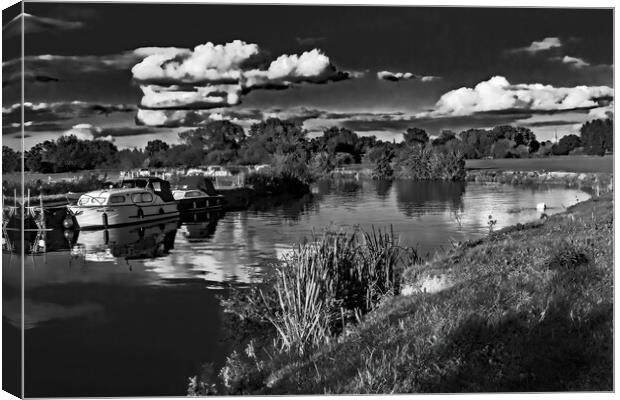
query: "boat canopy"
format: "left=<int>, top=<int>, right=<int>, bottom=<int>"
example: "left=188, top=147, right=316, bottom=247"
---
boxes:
left=106, top=177, right=176, bottom=202
left=174, top=176, right=218, bottom=196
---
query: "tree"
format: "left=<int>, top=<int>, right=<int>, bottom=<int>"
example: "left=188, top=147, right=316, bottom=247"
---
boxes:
left=403, top=127, right=429, bottom=146
left=491, top=139, right=516, bottom=159
left=458, top=128, right=494, bottom=158
left=580, top=119, right=613, bottom=156
left=239, top=118, right=309, bottom=165
left=25, top=140, right=56, bottom=172
left=320, top=127, right=362, bottom=162
left=2, top=146, right=20, bottom=173
left=490, top=125, right=536, bottom=147
left=24, top=136, right=118, bottom=172
left=145, top=139, right=170, bottom=156
left=432, top=130, right=457, bottom=146
left=552, top=134, right=582, bottom=156
left=117, top=148, right=147, bottom=170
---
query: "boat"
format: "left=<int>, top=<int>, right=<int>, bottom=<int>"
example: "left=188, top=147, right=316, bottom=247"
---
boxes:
left=172, top=176, right=225, bottom=212
left=67, top=177, right=179, bottom=229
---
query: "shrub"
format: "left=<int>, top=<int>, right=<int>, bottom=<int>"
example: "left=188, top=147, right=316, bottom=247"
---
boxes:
left=245, top=171, right=310, bottom=198
left=395, top=145, right=465, bottom=181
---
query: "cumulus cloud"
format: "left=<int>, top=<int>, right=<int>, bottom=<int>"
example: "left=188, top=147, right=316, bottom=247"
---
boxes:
left=426, top=76, right=613, bottom=117
left=588, top=102, right=614, bottom=120
left=377, top=70, right=440, bottom=82
left=63, top=124, right=113, bottom=141
left=511, top=37, right=563, bottom=53
left=3, top=13, right=84, bottom=38
left=132, top=41, right=350, bottom=118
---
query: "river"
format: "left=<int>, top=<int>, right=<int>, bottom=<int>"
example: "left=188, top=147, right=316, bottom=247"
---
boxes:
left=2, top=180, right=590, bottom=397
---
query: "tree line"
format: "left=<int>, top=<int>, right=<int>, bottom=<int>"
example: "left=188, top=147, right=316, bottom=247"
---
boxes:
left=3, top=117, right=613, bottom=179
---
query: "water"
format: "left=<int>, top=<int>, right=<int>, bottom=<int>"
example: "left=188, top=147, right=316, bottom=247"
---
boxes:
left=2, top=180, right=590, bottom=397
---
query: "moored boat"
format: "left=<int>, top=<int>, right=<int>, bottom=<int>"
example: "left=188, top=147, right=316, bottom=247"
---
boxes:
left=172, top=176, right=225, bottom=212
left=67, top=177, right=179, bottom=229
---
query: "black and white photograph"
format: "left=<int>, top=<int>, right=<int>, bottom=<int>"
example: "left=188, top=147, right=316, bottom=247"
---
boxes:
left=1, top=1, right=615, bottom=397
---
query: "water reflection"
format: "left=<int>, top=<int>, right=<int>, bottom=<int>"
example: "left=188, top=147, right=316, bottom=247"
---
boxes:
left=395, top=180, right=466, bottom=217
left=374, top=180, right=393, bottom=199
left=179, top=211, right=223, bottom=242
left=71, top=219, right=178, bottom=262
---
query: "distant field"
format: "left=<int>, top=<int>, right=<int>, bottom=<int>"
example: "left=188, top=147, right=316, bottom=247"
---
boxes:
left=466, top=156, right=613, bottom=173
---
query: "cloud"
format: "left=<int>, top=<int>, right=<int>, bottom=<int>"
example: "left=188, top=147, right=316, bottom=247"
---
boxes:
left=511, top=37, right=563, bottom=53
left=377, top=70, right=440, bottom=82
left=63, top=124, right=112, bottom=141
left=3, top=13, right=84, bottom=38
left=2, top=122, right=64, bottom=135
left=587, top=102, right=614, bottom=120
left=346, top=70, right=368, bottom=79
left=552, top=55, right=590, bottom=69
left=420, top=75, right=441, bottom=82
left=377, top=71, right=415, bottom=81
left=134, top=106, right=323, bottom=127
left=2, top=101, right=137, bottom=125
left=425, top=76, right=613, bottom=117
left=132, top=41, right=350, bottom=117
left=2, top=47, right=188, bottom=87
left=62, top=123, right=159, bottom=141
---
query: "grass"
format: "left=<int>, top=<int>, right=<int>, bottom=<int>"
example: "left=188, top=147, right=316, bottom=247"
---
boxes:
left=199, top=192, right=613, bottom=394
left=465, top=155, right=613, bottom=173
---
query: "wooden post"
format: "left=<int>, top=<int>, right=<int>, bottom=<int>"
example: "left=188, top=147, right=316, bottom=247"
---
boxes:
left=40, top=194, right=45, bottom=229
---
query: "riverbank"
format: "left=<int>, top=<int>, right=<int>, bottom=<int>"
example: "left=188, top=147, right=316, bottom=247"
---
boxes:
left=466, top=169, right=613, bottom=195
left=206, top=191, right=613, bottom=394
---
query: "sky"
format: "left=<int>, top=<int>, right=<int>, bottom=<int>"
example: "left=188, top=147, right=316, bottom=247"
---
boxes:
left=1, top=2, right=614, bottom=150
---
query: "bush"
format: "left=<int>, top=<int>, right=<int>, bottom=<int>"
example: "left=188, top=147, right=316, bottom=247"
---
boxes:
left=245, top=171, right=310, bottom=198
left=395, top=145, right=465, bottom=181
left=372, top=155, right=394, bottom=180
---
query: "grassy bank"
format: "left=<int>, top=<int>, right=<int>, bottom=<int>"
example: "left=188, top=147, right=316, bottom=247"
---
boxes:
left=466, top=170, right=613, bottom=195
left=465, top=155, right=613, bottom=173
left=197, top=192, right=613, bottom=394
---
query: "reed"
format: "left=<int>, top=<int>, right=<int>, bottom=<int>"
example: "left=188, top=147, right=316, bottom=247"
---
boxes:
left=257, top=227, right=421, bottom=355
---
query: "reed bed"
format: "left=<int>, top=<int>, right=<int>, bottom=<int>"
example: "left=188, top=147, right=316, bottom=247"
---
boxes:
left=250, top=227, right=421, bottom=355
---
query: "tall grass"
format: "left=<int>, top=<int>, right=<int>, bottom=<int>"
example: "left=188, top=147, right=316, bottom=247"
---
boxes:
left=256, top=227, right=421, bottom=355
left=396, top=145, right=466, bottom=181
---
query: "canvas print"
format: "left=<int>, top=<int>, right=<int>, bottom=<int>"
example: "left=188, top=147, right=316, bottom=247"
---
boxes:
left=1, top=2, right=614, bottom=397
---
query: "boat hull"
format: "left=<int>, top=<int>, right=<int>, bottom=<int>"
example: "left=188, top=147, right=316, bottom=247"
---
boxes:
left=176, top=196, right=224, bottom=212
left=68, top=203, right=179, bottom=230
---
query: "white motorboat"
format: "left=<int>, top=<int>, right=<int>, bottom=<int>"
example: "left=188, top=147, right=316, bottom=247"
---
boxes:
left=68, top=177, right=179, bottom=229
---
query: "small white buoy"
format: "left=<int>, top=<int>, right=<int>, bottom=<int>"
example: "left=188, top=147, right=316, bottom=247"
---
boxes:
left=536, top=202, right=547, bottom=212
